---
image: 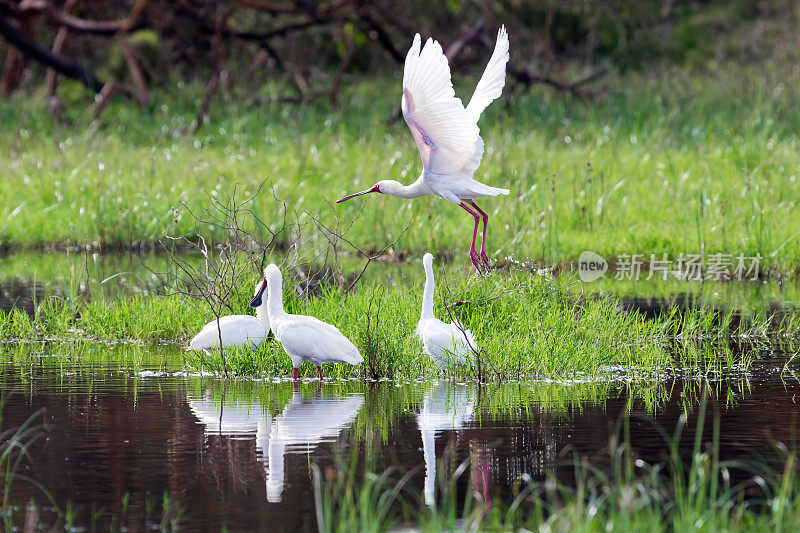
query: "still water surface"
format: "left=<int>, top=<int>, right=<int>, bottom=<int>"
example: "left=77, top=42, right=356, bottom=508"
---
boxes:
left=2, top=343, right=799, bottom=531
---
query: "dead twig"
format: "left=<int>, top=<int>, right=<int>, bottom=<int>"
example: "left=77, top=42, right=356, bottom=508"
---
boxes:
left=311, top=203, right=413, bottom=292
left=147, top=184, right=302, bottom=377
left=438, top=266, right=496, bottom=383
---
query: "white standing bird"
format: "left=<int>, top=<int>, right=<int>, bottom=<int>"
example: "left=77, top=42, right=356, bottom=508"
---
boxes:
left=188, top=281, right=271, bottom=352
left=416, top=253, right=478, bottom=368
left=249, top=264, right=363, bottom=381
left=337, top=26, right=510, bottom=272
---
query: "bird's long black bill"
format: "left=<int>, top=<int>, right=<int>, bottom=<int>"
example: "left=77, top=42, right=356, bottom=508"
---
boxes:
left=335, top=185, right=379, bottom=204
left=249, top=280, right=268, bottom=308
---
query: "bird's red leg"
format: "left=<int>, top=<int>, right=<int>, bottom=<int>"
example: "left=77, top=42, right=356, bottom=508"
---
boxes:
left=459, top=202, right=483, bottom=272
left=316, top=364, right=323, bottom=381
left=292, top=367, right=298, bottom=381
left=469, top=201, right=491, bottom=269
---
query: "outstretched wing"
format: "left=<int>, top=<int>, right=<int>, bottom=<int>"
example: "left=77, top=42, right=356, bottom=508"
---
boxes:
left=401, top=34, right=480, bottom=175
left=466, top=25, right=509, bottom=121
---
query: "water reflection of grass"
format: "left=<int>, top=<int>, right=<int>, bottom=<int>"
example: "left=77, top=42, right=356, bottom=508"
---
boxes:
left=0, top=355, right=778, bottom=529
left=575, top=275, right=800, bottom=316
left=0, top=407, right=55, bottom=532
left=316, top=396, right=800, bottom=532
left=185, top=375, right=747, bottom=446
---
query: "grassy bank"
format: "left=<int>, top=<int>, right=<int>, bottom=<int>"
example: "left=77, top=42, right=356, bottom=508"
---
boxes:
left=2, top=65, right=800, bottom=274
left=1, top=266, right=797, bottom=379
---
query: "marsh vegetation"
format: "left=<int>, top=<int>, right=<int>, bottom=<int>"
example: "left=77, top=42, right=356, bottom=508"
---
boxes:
left=2, top=2, right=800, bottom=529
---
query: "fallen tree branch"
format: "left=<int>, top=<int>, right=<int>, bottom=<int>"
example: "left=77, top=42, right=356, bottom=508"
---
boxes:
left=92, top=82, right=135, bottom=117
left=477, top=30, right=607, bottom=100
left=445, top=20, right=484, bottom=62
left=329, top=20, right=354, bottom=107
left=235, top=0, right=351, bottom=16
left=220, top=18, right=334, bottom=41
left=192, top=2, right=228, bottom=133
left=44, top=0, right=78, bottom=99
left=0, top=13, right=103, bottom=92
left=508, top=64, right=608, bottom=99
left=118, top=37, right=148, bottom=105
left=357, top=6, right=404, bottom=63
left=1, top=0, right=145, bottom=36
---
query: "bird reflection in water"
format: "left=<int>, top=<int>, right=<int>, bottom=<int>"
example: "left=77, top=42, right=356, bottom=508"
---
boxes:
left=188, top=388, right=363, bottom=503
left=260, top=390, right=363, bottom=502
left=418, top=383, right=491, bottom=506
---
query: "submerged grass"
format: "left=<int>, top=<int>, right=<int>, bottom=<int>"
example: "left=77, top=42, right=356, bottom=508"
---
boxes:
left=2, top=66, right=800, bottom=274
left=0, top=406, right=58, bottom=532
left=1, top=265, right=796, bottom=379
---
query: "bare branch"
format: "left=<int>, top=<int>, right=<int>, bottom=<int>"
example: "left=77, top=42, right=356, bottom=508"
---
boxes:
left=1, top=0, right=146, bottom=36
left=445, top=20, right=484, bottom=62
left=0, top=13, right=103, bottom=92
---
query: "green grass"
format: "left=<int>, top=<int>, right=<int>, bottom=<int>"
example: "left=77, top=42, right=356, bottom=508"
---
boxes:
left=2, top=264, right=795, bottom=379
left=2, top=65, right=800, bottom=274
left=0, top=405, right=61, bottom=532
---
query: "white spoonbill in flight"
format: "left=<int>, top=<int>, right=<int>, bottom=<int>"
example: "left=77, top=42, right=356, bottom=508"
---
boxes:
left=337, top=26, right=510, bottom=271
left=416, top=253, right=479, bottom=368
left=249, top=264, right=363, bottom=382
left=188, top=281, right=271, bottom=351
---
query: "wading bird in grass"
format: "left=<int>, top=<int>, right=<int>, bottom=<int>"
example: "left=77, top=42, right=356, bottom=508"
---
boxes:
left=336, top=26, right=510, bottom=272
left=250, top=264, right=363, bottom=382
left=416, top=253, right=479, bottom=368
left=188, top=281, right=271, bottom=352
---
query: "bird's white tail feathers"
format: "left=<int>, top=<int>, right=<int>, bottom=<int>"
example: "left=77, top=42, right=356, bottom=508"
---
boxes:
left=466, top=178, right=510, bottom=197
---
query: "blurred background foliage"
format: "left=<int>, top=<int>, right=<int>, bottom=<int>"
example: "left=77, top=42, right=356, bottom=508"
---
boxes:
left=1, top=0, right=797, bottom=111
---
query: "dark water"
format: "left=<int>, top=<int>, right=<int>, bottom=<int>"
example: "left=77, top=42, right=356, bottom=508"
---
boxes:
left=2, top=345, right=799, bottom=531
